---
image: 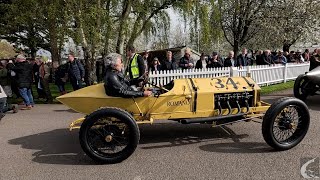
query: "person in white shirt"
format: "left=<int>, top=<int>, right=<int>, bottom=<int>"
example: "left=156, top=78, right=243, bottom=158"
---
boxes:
left=0, top=85, right=18, bottom=120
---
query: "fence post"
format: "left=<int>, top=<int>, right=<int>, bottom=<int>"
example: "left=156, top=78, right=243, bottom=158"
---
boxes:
left=284, top=63, right=288, bottom=83
left=230, top=67, right=238, bottom=77
left=246, top=66, right=251, bottom=77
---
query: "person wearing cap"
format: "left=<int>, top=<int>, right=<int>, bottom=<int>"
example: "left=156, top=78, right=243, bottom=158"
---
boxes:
left=295, top=50, right=304, bottom=63
left=125, top=46, right=146, bottom=87
left=179, top=48, right=194, bottom=70
left=36, top=57, right=53, bottom=103
left=7, top=54, right=34, bottom=110
left=275, top=50, right=287, bottom=65
left=67, top=52, right=85, bottom=90
left=207, top=51, right=223, bottom=68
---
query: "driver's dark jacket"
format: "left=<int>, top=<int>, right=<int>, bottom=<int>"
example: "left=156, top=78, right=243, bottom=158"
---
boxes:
left=104, top=69, right=144, bottom=98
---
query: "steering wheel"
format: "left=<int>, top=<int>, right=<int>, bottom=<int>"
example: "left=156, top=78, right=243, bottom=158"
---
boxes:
left=146, top=81, right=170, bottom=92
left=137, top=72, right=170, bottom=93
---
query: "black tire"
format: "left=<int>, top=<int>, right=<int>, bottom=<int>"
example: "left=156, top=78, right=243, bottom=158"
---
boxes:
left=262, top=97, right=309, bottom=150
left=79, top=107, right=140, bottom=164
left=294, top=74, right=309, bottom=101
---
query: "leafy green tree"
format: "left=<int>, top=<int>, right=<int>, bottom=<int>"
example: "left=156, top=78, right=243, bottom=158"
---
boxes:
left=0, top=0, right=49, bottom=58
left=0, top=40, right=16, bottom=59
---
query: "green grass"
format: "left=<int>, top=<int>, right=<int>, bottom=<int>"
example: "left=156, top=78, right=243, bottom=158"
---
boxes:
left=33, top=83, right=74, bottom=104
left=260, top=81, right=294, bottom=95
left=10, top=83, right=74, bottom=104
left=10, top=81, right=295, bottom=104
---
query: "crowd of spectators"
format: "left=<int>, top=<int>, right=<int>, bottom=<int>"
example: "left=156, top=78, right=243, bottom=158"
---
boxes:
left=0, top=52, right=84, bottom=111
left=142, top=48, right=315, bottom=72
left=0, top=47, right=318, bottom=113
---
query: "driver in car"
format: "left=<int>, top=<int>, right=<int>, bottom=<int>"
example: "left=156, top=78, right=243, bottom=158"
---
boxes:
left=104, top=53, right=152, bottom=98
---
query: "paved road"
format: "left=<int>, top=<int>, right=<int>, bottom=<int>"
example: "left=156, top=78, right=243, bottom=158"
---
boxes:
left=0, top=89, right=319, bottom=180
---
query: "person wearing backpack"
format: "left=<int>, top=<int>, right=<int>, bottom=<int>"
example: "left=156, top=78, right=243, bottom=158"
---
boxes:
left=67, top=52, right=85, bottom=91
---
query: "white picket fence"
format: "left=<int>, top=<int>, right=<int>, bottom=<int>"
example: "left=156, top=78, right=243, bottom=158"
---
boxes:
left=148, top=62, right=310, bottom=87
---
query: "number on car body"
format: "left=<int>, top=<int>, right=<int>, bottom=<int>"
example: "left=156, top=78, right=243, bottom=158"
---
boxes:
left=214, top=78, right=239, bottom=89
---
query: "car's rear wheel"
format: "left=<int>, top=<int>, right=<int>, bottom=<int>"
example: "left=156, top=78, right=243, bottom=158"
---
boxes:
left=262, top=97, right=309, bottom=150
left=79, top=108, right=139, bottom=164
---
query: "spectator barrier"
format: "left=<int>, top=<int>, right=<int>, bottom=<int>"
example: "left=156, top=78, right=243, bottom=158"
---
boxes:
left=148, top=62, right=310, bottom=87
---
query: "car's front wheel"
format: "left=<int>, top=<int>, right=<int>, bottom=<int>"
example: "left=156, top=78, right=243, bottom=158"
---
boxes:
left=262, top=97, right=309, bottom=150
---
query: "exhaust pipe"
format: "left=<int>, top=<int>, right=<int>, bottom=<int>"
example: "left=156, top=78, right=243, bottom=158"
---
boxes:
left=180, top=113, right=245, bottom=124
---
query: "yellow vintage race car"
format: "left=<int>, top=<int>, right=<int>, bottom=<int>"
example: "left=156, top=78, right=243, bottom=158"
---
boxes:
left=57, top=76, right=310, bottom=164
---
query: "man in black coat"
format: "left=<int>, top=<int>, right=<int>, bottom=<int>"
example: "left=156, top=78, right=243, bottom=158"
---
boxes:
left=206, top=51, right=223, bottom=68
left=236, top=48, right=252, bottom=67
left=224, top=51, right=237, bottom=67
left=7, top=55, right=34, bottom=110
left=162, top=51, right=178, bottom=71
left=67, top=52, right=85, bottom=91
left=261, top=50, right=275, bottom=65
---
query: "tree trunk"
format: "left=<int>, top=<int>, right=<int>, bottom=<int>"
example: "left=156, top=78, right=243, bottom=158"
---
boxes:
left=58, top=34, right=64, bottom=65
left=233, top=39, right=239, bottom=57
left=48, top=20, right=59, bottom=63
left=83, top=55, right=97, bottom=86
left=30, top=46, right=37, bottom=59
left=116, top=0, right=132, bottom=55
left=29, top=35, right=37, bottom=58
left=83, top=47, right=90, bottom=86
left=283, top=43, right=292, bottom=53
left=103, top=0, right=111, bottom=57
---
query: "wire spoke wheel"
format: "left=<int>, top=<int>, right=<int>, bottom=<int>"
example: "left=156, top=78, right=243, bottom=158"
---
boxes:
left=262, top=97, right=309, bottom=150
left=88, top=117, right=130, bottom=155
left=272, top=106, right=302, bottom=144
left=79, top=108, right=139, bottom=164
